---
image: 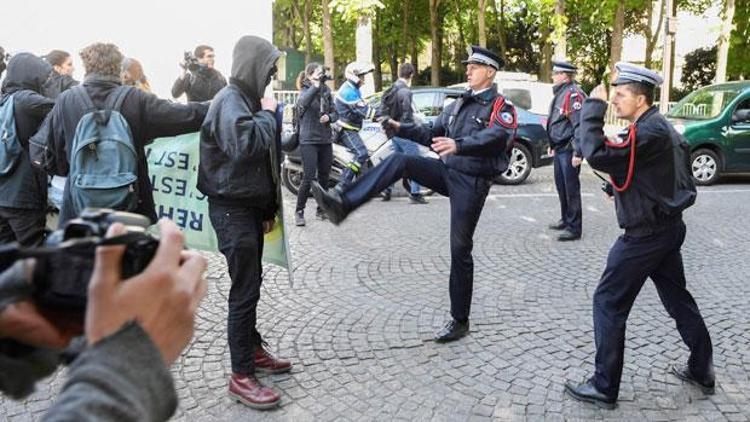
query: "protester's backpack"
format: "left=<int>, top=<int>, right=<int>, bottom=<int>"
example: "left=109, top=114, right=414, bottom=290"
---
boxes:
left=68, top=86, right=139, bottom=215
left=375, top=83, right=399, bottom=119
left=0, top=94, right=23, bottom=176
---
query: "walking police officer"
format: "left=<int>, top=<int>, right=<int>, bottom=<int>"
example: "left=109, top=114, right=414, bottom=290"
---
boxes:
left=547, top=60, right=585, bottom=241
left=565, top=63, right=715, bottom=409
left=311, top=46, right=517, bottom=343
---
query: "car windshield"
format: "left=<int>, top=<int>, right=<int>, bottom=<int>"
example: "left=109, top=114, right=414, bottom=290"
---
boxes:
left=667, top=86, right=740, bottom=120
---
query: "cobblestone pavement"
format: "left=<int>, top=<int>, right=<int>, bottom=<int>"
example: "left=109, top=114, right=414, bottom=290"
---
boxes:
left=3, top=165, right=750, bottom=421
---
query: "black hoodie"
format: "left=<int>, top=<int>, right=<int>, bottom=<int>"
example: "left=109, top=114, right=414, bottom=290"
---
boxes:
left=197, top=36, right=282, bottom=218
left=0, top=53, right=55, bottom=209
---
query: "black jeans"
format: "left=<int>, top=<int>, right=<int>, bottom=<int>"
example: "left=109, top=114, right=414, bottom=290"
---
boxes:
left=295, top=143, right=333, bottom=213
left=208, top=201, right=265, bottom=375
left=0, top=207, right=47, bottom=247
left=592, top=220, right=713, bottom=399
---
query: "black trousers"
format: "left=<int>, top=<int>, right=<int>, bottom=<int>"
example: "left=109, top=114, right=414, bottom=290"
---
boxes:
left=553, top=149, right=582, bottom=235
left=342, top=153, right=491, bottom=322
left=208, top=202, right=265, bottom=375
left=592, top=220, right=713, bottom=398
left=295, top=143, right=333, bottom=213
left=0, top=206, right=47, bottom=247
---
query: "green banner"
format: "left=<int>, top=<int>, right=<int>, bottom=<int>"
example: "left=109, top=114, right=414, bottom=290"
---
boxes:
left=145, top=133, right=292, bottom=271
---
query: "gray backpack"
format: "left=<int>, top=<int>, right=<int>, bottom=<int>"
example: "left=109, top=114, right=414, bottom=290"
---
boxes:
left=69, top=86, right=138, bottom=215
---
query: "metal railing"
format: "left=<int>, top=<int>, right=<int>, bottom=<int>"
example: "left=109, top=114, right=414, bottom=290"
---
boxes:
left=604, top=101, right=682, bottom=127
left=273, top=90, right=300, bottom=106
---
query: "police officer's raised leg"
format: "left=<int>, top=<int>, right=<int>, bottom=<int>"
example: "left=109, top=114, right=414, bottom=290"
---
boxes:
left=312, top=153, right=447, bottom=224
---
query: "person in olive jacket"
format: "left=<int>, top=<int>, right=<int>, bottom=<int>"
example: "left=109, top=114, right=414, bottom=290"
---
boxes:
left=293, top=62, right=338, bottom=226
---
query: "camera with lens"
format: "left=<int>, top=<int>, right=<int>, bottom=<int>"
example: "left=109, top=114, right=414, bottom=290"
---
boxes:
left=182, top=51, right=202, bottom=72
left=0, top=209, right=159, bottom=314
left=319, top=66, right=333, bottom=83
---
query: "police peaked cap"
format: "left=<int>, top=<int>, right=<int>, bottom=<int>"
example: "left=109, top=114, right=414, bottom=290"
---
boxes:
left=462, top=45, right=504, bottom=70
left=612, top=62, right=664, bottom=87
left=552, top=60, right=577, bottom=74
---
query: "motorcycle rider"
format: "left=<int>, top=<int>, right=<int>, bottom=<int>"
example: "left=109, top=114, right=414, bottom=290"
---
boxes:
left=334, top=61, right=375, bottom=190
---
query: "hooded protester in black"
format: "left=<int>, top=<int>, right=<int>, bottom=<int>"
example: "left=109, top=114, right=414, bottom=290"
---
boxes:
left=197, top=35, right=283, bottom=218
left=0, top=53, right=55, bottom=246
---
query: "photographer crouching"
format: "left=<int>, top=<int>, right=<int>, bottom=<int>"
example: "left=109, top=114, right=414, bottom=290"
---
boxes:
left=0, top=213, right=207, bottom=421
left=172, top=45, right=227, bottom=102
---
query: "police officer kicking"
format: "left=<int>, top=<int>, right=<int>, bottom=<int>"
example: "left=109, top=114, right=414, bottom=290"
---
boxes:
left=312, top=46, right=517, bottom=342
left=547, top=60, right=585, bottom=241
left=565, top=63, right=715, bottom=409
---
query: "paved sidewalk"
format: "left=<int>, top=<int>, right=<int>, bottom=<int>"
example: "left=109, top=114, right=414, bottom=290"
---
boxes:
left=3, top=167, right=749, bottom=421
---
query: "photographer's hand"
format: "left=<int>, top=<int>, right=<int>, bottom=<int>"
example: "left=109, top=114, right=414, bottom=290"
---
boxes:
left=320, top=114, right=330, bottom=124
left=0, top=259, right=78, bottom=349
left=86, top=220, right=208, bottom=365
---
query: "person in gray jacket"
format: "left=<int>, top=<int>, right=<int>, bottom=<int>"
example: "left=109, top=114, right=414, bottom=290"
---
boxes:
left=294, top=62, right=338, bottom=226
left=0, top=219, right=207, bottom=421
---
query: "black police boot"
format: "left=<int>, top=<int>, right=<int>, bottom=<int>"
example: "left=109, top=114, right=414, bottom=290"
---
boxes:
left=311, top=182, right=348, bottom=225
left=670, top=364, right=715, bottom=395
left=409, top=194, right=428, bottom=204
left=434, top=319, right=469, bottom=343
left=557, top=229, right=581, bottom=241
left=294, top=211, right=305, bottom=227
left=381, top=190, right=391, bottom=202
left=315, top=207, right=328, bottom=220
left=564, top=379, right=617, bottom=410
left=548, top=220, right=566, bottom=230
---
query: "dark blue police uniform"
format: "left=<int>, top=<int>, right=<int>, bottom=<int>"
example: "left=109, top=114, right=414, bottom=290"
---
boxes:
left=312, top=46, right=516, bottom=342
left=547, top=61, right=585, bottom=239
left=565, top=63, right=714, bottom=407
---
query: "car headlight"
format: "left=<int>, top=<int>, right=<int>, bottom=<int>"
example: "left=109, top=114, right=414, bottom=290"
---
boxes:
left=673, top=124, right=686, bottom=134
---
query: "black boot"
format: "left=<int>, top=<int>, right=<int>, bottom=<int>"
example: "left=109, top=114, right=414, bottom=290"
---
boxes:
left=311, top=182, right=348, bottom=225
left=381, top=190, right=391, bottom=202
left=557, top=229, right=581, bottom=241
left=434, top=319, right=469, bottom=343
left=548, top=220, right=566, bottom=230
left=409, top=194, right=428, bottom=204
left=670, top=364, right=715, bottom=395
left=564, top=379, right=617, bottom=409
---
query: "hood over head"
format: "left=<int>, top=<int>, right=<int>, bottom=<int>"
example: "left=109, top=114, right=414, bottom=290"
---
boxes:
left=1, top=53, right=52, bottom=95
left=230, top=36, right=282, bottom=100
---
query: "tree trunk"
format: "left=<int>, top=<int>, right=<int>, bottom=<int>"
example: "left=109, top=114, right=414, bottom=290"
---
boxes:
left=608, top=0, right=625, bottom=84
left=429, top=0, right=442, bottom=86
left=478, top=0, right=487, bottom=47
left=410, top=38, right=419, bottom=74
left=539, top=17, right=553, bottom=82
left=321, top=0, right=335, bottom=88
left=491, top=0, right=507, bottom=57
left=644, top=0, right=664, bottom=68
left=715, top=0, right=736, bottom=83
left=401, top=1, right=409, bottom=62
left=356, top=14, right=375, bottom=96
left=373, top=11, right=383, bottom=92
left=553, top=0, right=567, bottom=60
left=303, top=0, right=313, bottom=64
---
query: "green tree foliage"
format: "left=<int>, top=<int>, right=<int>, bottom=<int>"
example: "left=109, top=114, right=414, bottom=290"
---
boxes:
left=681, top=46, right=717, bottom=91
left=728, top=0, right=750, bottom=80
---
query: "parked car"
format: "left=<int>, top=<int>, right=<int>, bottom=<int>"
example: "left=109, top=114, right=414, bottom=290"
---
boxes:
left=365, top=86, right=552, bottom=184
left=666, top=81, right=750, bottom=185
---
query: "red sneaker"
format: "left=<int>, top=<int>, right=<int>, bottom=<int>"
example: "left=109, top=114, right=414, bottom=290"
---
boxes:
left=254, top=346, right=293, bottom=374
left=228, top=374, right=280, bottom=410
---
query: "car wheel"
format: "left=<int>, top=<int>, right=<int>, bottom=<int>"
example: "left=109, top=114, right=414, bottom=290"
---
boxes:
left=496, top=143, right=532, bottom=185
left=282, top=165, right=303, bottom=196
left=690, top=148, right=721, bottom=186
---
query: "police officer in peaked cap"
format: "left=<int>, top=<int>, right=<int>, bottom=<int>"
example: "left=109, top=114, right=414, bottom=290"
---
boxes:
left=546, top=60, right=586, bottom=241
left=564, top=62, right=715, bottom=409
left=311, top=45, right=518, bottom=342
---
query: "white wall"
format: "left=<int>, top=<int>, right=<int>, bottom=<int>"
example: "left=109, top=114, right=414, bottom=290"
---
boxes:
left=0, top=0, right=274, bottom=99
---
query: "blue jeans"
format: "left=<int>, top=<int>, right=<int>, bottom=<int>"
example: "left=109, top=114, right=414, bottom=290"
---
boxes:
left=337, top=130, right=369, bottom=189
left=385, top=137, right=421, bottom=195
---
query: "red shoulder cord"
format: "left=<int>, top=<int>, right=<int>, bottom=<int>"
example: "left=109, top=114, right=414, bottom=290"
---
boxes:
left=489, top=96, right=518, bottom=139
left=604, top=124, right=637, bottom=192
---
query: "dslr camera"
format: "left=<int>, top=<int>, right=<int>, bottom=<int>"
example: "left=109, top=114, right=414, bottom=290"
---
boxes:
left=319, top=66, right=333, bottom=83
left=182, top=51, right=202, bottom=72
left=0, top=209, right=159, bottom=314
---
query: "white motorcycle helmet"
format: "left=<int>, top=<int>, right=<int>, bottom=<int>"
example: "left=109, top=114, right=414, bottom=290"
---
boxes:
left=344, top=61, right=374, bottom=85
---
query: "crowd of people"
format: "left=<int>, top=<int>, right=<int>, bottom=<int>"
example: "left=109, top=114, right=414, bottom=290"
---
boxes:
left=0, top=34, right=717, bottom=420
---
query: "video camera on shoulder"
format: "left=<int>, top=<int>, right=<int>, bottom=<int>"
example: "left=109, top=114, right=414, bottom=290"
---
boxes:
left=0, top=209, right=159, bottom=315
left=182, top=51, right=202, bottom=72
